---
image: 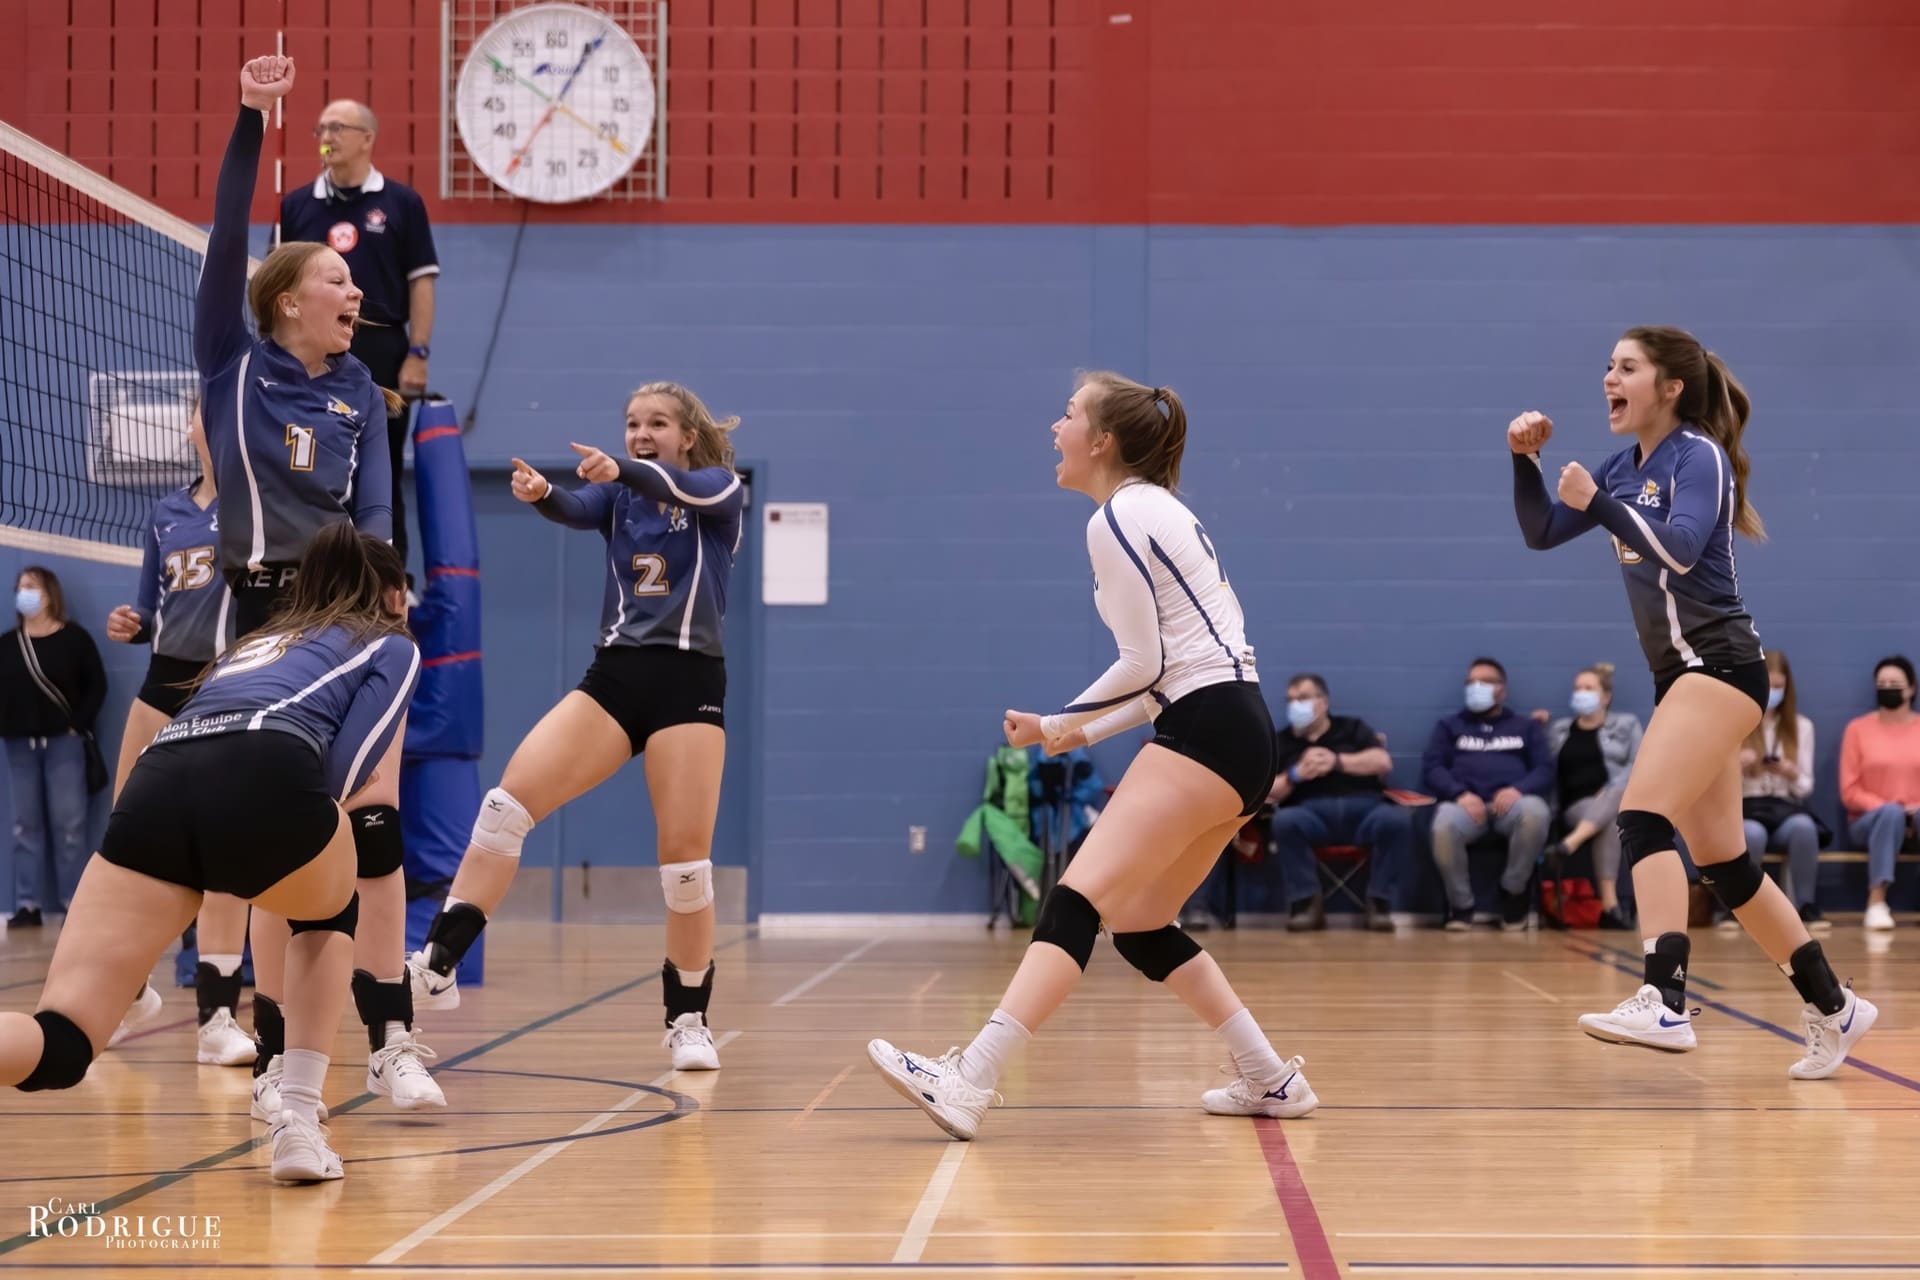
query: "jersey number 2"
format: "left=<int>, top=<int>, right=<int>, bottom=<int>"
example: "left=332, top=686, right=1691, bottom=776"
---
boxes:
left=1194, top=522, right=1228, bottom=587
left=286, top=423, right=316, bottom=472
left=631, top=554, right=671, bottom=597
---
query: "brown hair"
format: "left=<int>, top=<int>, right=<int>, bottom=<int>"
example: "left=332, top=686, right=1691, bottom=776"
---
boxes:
left=628, top=381, right=739, bottom=473
left=1578, top=660, right=1615, bottom=702
left=1620, top=326, right=1762, bottom=540
left=1076, top=370, right=1188, bottom=492
left=249, top=242, right=404, bottom=416
left=1746, top=649, right=1801, bottom=762
left=14, top=565, right=67, bottom=625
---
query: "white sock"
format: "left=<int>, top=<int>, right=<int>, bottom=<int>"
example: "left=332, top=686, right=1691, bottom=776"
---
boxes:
left=1216, top=1008, right=1287, bottom=1087
left=442, top=896, right=469, bottom=914
left=279, top=1048, right=328, bottom=1123
left=1644, top=938, right=1660, bottom=955
left=673, top=964, right=712, bottom=986
left=202, top=953, right=243, bottom=977
left=379, top=976, right=411, bottom=1046
left=959, top=1008, right=1031, bottom=1091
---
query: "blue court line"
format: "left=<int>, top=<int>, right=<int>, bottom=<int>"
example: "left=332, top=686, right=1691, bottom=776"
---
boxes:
left=1563, top=936, right=1726, bottom=990
left=0, top=932, right=754, bottom=1257
left=1564, top=940, right=1920, bottom=1095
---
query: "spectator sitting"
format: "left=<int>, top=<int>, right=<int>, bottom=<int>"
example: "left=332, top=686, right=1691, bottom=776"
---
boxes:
left=1741, top=650, right=1828, bottom=932
left=1840, top=654, right=1920, bottom=931
left=1423, top=656, right=1552, bottom=932
left=1267, top=673, right=1414, bottom=933
left=1538, top=662, right=1643, bottom=930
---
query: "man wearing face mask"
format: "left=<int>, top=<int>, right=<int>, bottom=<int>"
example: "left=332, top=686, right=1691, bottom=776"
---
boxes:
left=277, top=97, right=440, bottom=579
left=1266, top=674, right=1412, bottom=931
left=1422, top=657, right=1553, bottom=930
left=1839, top=655, right=1920, bottom=930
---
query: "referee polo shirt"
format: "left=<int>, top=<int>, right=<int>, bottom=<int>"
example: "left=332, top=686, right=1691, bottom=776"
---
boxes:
left=277, top=168, right=439, bottom=330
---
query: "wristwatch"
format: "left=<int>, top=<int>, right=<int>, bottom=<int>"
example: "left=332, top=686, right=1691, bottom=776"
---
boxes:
left=407, top=344, right=431, bottom=359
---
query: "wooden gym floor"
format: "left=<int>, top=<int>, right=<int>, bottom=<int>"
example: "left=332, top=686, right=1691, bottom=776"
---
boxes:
left=0, top=920, right=1916, bottom=1278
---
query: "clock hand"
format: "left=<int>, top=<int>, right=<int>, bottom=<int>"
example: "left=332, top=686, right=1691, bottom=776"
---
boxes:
left=506, top=31, right=608, bottom=175
left=483, top=52, right=630, bottom=156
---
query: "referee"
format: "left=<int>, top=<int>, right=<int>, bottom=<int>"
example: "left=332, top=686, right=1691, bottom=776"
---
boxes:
left=278, top=97, right=439, bottom=576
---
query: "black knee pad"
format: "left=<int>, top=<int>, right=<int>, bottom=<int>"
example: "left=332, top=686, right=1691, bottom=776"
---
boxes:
left=1697, top=853, right=1766, bottom=911
left=1111, top=925, right=1202, bottom=983
left=351, top=805, right=404, bottom=879
left=1617, top=809, right=1678, bottom=868
left=1031, top=884, right=1101, bottom=970
left=18, top=1010, right=93, bottom=1092
left=289, top=890, right=359, bottom=939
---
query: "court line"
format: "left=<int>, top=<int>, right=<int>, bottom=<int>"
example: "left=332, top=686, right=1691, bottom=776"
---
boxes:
left=1342, top=1233, right=1920, bottom=1241
left=1254, top=1118, right=1339, bottom=1280
left=1499, top=969, right=1561, bottom=1004
left=1565, top=940, right=1920, bottom=1094
left=1563, top=937, right=1726, bottom=990
left=893, top=1143, right=969, bottom=1263
left=459, top=1231, right=1292, bottom=1241
left=0, top=1264, right=1297, bottom=1273
left=911, top=970, right=944, bottom=998
left=771, top=937, right=884, bottom=1006
left=1348, top=1266, right=1920, bottom=1274
left=371, top=1030, right=744, bottom=1265
left=789, top=1064, right=855, bottom=1129
left=106, top=1014, right=198, bottom=1045
left=0, top=931, right=755, bottom=1257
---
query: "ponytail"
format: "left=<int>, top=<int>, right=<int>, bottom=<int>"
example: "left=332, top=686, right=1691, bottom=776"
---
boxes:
left=1701, top=352, right=1763, bottom=541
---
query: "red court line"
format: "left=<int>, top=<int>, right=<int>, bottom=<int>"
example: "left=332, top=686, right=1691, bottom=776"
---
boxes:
left=1255, top=1117, right=1339, bottom=1280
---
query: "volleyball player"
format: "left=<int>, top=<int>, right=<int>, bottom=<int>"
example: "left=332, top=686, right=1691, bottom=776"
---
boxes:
left=199, top=55, right=438, bottom=1115
left=1, top=523, right=419, bottom=1183
left=867, top=372, right=1316, bottom=1141
left=408, top=383, right=742, bottom=1070
left=1511, top=326, right=1875, bottom=1077
left=98, top=406, right=255, bottom=1066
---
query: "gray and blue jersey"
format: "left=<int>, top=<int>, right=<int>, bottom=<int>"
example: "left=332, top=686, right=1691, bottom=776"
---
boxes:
left=132, top=486, right=234, bottom=662
left=154, top=624, right=419, bottom=801
left=534, top=458, right=744, bottom=659
left=196, top=106, right=391, bottom=574
left=1514, top=426, right=1763, bottom=676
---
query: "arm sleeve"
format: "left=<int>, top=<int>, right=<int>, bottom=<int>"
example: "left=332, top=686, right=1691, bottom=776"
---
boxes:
left=1039, top=510, right=1165, bottom=740
left=327, top=637, right=421, bottom=800
left=349, top=381, right=393, bottom=540
left=613, top=459, right=745, bottom=515
left=72, top=628, right=109, bottom=728
left=1840, top=722, right=1887, bottom=814
left=1586, top=438, right=1723, bottom=575
left=1422, top=720, right=1466, bottom=799
left=194, top=107, right=264, bottom=377
left=1512, top=452, right=1601, bottom=550
left=1793, top=718, right=1815, bottom=800
left=404, top=193, right=441, bottom=279
left=1072, top=696, right=1155, bottom=746
left=1518, top=718, right=1557, bottom=796
left=131, top=525, right=161, bottom=640
left=533, top=481, right=618, bottom=531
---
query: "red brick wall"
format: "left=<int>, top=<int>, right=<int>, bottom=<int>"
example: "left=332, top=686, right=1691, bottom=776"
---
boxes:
left=7, top=0, right=1916, bottom=224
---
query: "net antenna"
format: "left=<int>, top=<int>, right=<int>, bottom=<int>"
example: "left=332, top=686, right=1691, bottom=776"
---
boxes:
left=0, top=121, right=262, bottom=567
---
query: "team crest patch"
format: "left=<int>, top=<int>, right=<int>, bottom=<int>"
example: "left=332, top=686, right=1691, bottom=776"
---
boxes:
left=326, top=397, right=360, bottom=419
left=1635, top=479, right=1662, bottom=509
left=327, top=221, right=358, bottom=252
left=364, top=208, right=387, bottom=232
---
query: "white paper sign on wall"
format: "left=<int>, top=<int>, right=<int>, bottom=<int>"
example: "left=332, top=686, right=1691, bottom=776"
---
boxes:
left=762, top=502, right=829, bottom=606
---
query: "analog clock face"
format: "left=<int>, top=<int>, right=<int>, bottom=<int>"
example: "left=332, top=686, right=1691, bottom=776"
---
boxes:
left=454, top=2, right=656, bottom=203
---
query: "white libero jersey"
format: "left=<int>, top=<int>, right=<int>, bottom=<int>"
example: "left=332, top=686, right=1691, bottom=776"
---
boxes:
left=1041, top=481, right=1258, bottom=744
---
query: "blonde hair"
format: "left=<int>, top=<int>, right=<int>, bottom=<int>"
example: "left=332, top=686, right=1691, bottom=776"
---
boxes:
left=1579, top=661, right=1615, bottom=700
left=250, top=242, right=403, bottom=415
left=628, top=381, right=738, bottom=472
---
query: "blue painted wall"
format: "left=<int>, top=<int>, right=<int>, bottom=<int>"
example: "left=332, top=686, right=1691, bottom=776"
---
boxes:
left=7, top=224, right=1917, bottom=915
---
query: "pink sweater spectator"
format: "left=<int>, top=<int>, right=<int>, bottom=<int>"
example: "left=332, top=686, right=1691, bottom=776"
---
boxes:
left=1840, top=712, right=1920, bottom=817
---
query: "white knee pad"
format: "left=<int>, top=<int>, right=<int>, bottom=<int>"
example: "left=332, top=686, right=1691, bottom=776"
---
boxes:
left=470, top=787, right=535, bottom=858
left=661, top=859, right=714, bottom=914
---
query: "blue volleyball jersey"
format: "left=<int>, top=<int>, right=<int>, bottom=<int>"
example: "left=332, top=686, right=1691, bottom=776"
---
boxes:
left=196, top=107, right=391, bottom=574
left=1513, top=426, right=1763, bottom=675
left=534, top=459, right=744, bottom=658
left=153, top=624, right=419, bottom=800
left=132, top=486, right=234, bottom=662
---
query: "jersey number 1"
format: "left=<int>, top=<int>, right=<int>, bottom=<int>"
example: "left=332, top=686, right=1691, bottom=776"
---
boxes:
left=286, top=423, right=316, bottom=472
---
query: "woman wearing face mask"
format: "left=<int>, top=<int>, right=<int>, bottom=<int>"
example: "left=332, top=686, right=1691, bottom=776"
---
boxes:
left=1739, top=651, right=1826, bottom=932
left=1, top=568, right=107, bottom=928
left=1839, top=656, right=1920, bottom=931
left=1510, top=324, right=1873, bottom=1079
left=202, top=56, right=438, bottom=1120
left=1541, top=663, right=1643, bottom=929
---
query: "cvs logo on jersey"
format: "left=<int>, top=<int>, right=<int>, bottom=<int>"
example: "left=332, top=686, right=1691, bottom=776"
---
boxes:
left=1635, top=479, right=1662, bottom=509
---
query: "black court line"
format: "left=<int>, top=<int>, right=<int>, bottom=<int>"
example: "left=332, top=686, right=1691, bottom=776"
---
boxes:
left=1564, top=938, right=1920, bottom=1094
left=0, top=931, right=754, bottom=1257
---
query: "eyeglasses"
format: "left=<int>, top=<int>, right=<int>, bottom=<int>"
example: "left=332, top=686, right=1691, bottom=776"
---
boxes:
left=312, top=122, right=371, bottom=138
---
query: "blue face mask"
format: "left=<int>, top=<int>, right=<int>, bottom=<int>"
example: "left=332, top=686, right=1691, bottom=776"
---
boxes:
left=1767, top=687, right=1784, bottom=711
left=1570, top=690, right=1601, bottom=717
left=1464, top=681, right=1497, bottom=714
left=13, top=588, right=42, bottom=617
left=1286, top=699, right=1317, bottom=731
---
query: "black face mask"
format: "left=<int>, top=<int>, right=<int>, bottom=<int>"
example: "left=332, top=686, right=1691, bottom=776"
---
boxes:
left=1877, top=687, right=1907, bottom=710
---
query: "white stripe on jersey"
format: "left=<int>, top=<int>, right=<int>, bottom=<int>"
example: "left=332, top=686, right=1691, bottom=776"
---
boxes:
left=234, top=351, right=268, bottom=570
left=1656, top=568, right=1700, bottom=668
left=246, top=640, right=381, bottom=731
left=630, top=459, right=741, bottom=508
left=678, top=512, right=706, bottom=651
left=339, top=639, right=419, bottom=799
left=602, top=506, right=628, bottom=647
